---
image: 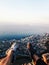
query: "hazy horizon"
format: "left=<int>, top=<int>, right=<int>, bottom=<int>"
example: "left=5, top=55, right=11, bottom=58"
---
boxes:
left=0, top=0, right=49, bottom=35
left=0, top=24, right=49, bottom=35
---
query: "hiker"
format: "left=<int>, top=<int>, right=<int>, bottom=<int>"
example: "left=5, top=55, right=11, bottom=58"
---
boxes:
left=27, top=42, right=47, bottom=65
left=0, top=42, right=47, bottom=65
left=0, top=49, right=13, bottom=65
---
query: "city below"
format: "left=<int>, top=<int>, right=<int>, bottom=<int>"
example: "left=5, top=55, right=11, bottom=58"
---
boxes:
left=0, top=33, right=49, bottom=65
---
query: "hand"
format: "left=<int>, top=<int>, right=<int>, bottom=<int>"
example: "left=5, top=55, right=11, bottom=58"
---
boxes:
left=0, top=49, right=13, bottom=65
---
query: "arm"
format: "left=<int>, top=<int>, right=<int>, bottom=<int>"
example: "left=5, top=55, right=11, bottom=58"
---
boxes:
left=0, top=49, right=13, bottom=65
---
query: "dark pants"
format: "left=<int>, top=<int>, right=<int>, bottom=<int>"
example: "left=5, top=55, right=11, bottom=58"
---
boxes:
left=36, top=59, right=47, bottom=65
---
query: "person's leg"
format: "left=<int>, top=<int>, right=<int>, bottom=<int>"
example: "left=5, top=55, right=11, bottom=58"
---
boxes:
left=33, top=54, right=47, bottom=65
left=0, top=49, right=13, bottom=65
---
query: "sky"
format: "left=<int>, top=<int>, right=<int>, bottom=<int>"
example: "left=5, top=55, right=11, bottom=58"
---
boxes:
left=0, top=0, right=49, bottom=34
